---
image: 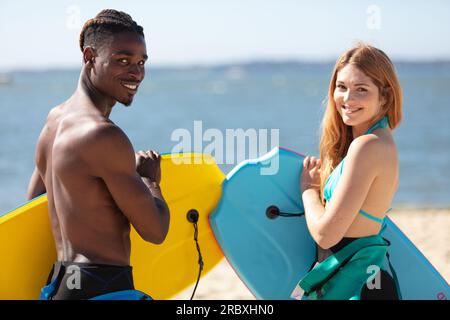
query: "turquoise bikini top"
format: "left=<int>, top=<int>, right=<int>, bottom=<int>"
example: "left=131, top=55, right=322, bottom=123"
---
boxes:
left=323, top=117, right=390, bottom=224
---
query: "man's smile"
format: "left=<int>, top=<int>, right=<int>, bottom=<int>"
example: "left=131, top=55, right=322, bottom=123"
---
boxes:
left=121, top=81, right=140, bottom=92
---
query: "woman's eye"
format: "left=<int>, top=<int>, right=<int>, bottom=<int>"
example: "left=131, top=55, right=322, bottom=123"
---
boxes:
left=337, top=84, right=346, bottom=90
left=357, top=87, right=367, bottom=92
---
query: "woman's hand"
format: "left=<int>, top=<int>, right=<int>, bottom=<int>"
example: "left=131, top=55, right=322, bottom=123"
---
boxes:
left=300, top=156, right=321, bottom=195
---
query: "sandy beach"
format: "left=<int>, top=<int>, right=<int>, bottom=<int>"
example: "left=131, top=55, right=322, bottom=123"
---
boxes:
left=174, top=209, right=450, bottom=300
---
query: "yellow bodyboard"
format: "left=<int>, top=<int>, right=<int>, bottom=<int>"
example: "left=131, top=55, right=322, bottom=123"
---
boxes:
left=0, top=153, right=224, bottom=299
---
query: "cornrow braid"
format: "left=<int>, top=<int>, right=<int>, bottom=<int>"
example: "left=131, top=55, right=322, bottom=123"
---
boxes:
left=79, top=9, right=144, bottom=52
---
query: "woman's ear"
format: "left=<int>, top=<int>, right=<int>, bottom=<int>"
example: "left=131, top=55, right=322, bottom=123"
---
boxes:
left=380, top=86, right=391, bottom=108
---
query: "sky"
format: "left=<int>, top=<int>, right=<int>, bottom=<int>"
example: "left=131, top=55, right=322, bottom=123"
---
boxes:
left=0, top=0, right=449, bottom=71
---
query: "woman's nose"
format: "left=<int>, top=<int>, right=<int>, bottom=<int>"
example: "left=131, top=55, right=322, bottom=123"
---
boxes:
left=342, top=89, right=354, bottom=103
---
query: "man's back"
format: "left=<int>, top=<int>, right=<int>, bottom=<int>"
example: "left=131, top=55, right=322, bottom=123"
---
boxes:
left=36, top=103, right=132, bottom=266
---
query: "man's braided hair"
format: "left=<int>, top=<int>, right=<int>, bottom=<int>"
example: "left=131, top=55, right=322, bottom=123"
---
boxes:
left=79, top=9, right=144, bottom=52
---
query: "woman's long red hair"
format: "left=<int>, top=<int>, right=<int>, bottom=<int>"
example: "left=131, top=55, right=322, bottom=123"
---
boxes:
left=319, top=43, right=403, bottom=203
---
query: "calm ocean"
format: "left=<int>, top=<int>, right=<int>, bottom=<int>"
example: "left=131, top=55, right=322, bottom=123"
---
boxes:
left=1, top=61, right=449, bottom=212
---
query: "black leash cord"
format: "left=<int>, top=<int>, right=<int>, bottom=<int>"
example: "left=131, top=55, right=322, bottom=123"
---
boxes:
left=187, top=210, right=203, bottom=300
left=190, top=221, right=204, bottom=300
left=275, top=211, right=305, bottom=217
left=266, top=205, right=304, bottom=219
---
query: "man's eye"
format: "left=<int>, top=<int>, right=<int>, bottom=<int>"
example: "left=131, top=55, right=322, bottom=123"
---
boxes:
left=119, top=59, right=128, bottom=64
left=138, top=60, right=146, bottom=66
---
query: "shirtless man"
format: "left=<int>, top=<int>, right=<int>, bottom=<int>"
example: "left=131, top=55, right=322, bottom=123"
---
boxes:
left=26, top=9, right=170, bottom=300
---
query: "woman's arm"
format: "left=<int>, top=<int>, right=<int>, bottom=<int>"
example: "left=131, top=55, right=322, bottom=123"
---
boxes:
left=301, top=136, right=382, bottom=249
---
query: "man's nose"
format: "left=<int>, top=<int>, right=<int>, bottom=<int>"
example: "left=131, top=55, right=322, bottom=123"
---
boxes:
left=128, top=64, right=144, bottom=81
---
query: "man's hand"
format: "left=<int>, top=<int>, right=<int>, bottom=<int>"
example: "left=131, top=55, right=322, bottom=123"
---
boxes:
left=135, top=150, right=161, bottom=184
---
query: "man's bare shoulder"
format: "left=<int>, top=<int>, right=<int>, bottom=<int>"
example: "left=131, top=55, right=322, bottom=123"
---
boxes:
left=50, top=108, right=130, bottom=150
left=76, top=118, right=133, bottom=155
left=46, top=101, right=71, bottom=122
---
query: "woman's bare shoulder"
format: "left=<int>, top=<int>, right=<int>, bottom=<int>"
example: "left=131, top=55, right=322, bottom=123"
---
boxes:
left=348, top=131, right=397, bottom=169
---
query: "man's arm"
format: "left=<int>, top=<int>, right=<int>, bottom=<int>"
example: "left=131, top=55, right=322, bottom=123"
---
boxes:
left=135, top=149, right=170, bottom=220
left=141, top=177, right=170, bottom=218
left=83, top=124, right=170, bottom=244
left=27, top=167, right=46, bottom=200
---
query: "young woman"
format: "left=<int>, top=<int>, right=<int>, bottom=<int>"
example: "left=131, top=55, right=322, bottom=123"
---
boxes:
left=298, top=43, right=402, bottom=300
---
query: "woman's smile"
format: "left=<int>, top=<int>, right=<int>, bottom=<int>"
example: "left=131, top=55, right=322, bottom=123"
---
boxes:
left=341, top=105, right=363, bottom=114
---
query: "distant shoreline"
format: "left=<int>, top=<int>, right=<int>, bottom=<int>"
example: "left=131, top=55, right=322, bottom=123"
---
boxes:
left=3, top=59, right=450, bottom=74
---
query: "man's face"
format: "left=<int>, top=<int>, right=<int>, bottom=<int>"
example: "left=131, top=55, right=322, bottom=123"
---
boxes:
left=90, top=31, right=147, bottom=106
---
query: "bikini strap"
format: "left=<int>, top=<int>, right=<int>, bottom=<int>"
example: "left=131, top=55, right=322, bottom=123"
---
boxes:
left=358, top=207, right=391, bottom=224
left=358, top=209, right=385, bottom=224
left=365, top=116, right=389, bottom=135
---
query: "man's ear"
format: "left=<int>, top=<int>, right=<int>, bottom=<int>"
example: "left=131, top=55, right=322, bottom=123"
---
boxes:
left=83, top=46, right=96, bottom=65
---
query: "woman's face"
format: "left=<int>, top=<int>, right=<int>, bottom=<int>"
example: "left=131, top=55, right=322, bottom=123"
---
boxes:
left=334, top=64, right=385, bottom=129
